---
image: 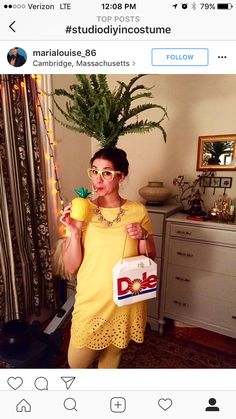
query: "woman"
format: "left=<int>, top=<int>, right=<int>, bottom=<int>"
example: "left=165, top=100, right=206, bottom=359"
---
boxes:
left=60, top=148, right=156, bottom=368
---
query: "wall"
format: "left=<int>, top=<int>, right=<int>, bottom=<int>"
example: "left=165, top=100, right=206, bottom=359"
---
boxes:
left=52, top=74, right=236, bottom=212
left=52, top=75, right=91, bottom=203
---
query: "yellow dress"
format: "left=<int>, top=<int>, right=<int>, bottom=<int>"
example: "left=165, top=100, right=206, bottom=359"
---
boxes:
left=70, top=200, right=153, bottom=350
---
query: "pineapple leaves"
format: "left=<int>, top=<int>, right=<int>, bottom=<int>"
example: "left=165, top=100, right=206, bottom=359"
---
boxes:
left=51, top=74, right=168, bottom=148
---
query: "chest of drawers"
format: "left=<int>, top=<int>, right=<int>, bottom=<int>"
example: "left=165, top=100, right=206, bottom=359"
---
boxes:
left=160, top=213, right=236, bottom=338
left=146, top=204, right=179, bottom=330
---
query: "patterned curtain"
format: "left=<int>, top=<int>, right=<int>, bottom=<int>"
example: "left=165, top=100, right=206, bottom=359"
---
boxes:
left=0, top=74, right=56, bottom=325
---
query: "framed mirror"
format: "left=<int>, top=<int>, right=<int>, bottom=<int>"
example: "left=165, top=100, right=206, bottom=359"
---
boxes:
left=197, top=134, right=236, bottom=171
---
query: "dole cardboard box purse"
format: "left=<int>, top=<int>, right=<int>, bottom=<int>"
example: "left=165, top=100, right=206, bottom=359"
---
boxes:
left=113, top=255, right=158, bottom=307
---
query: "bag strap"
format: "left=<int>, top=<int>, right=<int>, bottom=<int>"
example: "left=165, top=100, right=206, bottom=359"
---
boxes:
left=121, top=233, right=150, bottom=262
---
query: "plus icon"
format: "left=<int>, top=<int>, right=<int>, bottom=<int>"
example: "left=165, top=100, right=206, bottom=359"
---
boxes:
left=110, top=397, right=126, bottom=413
left=115, top=401, right=122, bottom=409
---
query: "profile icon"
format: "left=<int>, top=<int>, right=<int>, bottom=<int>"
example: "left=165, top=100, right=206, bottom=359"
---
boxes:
left=7, top=47, right=27, bottom=67
left=205, top=398, right=220, bottom=411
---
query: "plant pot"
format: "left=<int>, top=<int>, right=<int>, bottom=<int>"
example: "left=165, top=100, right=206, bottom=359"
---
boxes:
left=138, top=181, right=171, bottom=205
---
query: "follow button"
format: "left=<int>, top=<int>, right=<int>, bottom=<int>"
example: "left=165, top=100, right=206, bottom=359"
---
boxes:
left=151, top=48, right=209, bottom=66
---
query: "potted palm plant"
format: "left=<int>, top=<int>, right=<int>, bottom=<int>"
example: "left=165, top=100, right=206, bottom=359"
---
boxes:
left=51, top=74, right=168, bottom=148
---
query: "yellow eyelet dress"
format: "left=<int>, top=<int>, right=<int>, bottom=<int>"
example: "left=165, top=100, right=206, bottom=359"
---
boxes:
left=70, top=200, right=153, bottom=350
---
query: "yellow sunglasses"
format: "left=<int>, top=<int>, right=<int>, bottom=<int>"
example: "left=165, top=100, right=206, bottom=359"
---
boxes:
left=87, top=168, right=121, bottom=181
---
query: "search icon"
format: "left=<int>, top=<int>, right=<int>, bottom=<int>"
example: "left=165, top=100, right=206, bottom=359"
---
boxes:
left=34, top=377, right=48, bottom=391
left=64, top=398, right=77, bottom=411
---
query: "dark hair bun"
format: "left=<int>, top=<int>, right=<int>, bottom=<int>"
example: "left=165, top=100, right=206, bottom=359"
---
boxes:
left=90, top=147, right=129, bottom=176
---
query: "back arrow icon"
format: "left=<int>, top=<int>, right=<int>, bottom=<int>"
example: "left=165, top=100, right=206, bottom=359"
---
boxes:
left=9, top=21, right=16, bottom=32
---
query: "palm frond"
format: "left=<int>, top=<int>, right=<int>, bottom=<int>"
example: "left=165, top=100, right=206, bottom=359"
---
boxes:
left=53, top=89, right=74, bottom=100
left=124, top=104, right=167, bottom=122
left=131, top=92, right=153, bottom=101
left=51, top=74, right=168, bottom=148
left=120, top=120, right=163, bottom=135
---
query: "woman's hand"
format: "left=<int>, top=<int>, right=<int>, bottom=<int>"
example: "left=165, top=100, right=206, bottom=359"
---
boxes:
left=60, top=204, right=84, bottom=235
left=126, top=223, right=148, bottom=240
left=126, top=223, right=156, bottom=260
left=60, top=204, right=84, bottom=273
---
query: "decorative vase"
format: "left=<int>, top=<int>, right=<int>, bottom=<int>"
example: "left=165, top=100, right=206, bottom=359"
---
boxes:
left=138, top=181, right=171, bottom=205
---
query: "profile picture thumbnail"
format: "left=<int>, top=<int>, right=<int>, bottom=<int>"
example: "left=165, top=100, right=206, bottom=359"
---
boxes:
left=7, top=47, right=27, bottom=67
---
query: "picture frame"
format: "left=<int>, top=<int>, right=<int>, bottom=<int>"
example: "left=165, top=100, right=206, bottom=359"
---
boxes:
left=210, top=177, right=221, bottom=188
left=196, top=134, right=236, bottom=171
left=200, top=177, right=211, bottom=187
left=220, top=177, right=232, bottom=188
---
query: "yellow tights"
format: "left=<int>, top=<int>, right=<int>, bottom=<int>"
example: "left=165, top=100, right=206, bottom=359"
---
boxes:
left=68, top=341, right=122, bottom=369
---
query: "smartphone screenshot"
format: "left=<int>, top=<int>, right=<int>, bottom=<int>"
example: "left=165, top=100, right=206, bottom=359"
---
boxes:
left=0, top=0, right=236, bottom=417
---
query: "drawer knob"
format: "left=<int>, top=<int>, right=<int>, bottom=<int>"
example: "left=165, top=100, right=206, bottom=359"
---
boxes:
left=176, top=276, right=191, bottom=282
left=232, top=316, right=236, bottom=320
left=176, top=230, right=192, bottom=236
left=173, top=300, right=189, bottom=307
left=177, top=251, right=193, bottom=257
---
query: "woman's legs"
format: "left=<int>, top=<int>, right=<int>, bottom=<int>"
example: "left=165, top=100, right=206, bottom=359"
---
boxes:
left=68, top=341, right=122, bottom=369
left=68, top=341, right=98, bottom=368
left=98, top=345, right=122, bottom=369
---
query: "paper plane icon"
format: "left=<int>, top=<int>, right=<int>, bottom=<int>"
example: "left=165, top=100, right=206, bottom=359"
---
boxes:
left=61, top=376, right=76, bottom=390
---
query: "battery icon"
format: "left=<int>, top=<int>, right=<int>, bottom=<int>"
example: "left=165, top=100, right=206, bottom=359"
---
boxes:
left=217, top=3, right=233, bottom=9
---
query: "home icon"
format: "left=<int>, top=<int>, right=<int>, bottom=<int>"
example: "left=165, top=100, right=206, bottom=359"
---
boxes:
left=16, top=399, right=31, bottom=412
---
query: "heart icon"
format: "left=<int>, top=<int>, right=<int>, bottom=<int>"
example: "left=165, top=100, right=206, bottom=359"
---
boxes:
left=158, top=398, right=173, bottom=411
left=7, top=376, right=23, bottom=390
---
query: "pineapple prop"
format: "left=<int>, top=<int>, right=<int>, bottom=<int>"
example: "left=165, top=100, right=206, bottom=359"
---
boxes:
left=71, top=187, right=92, bottom=221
